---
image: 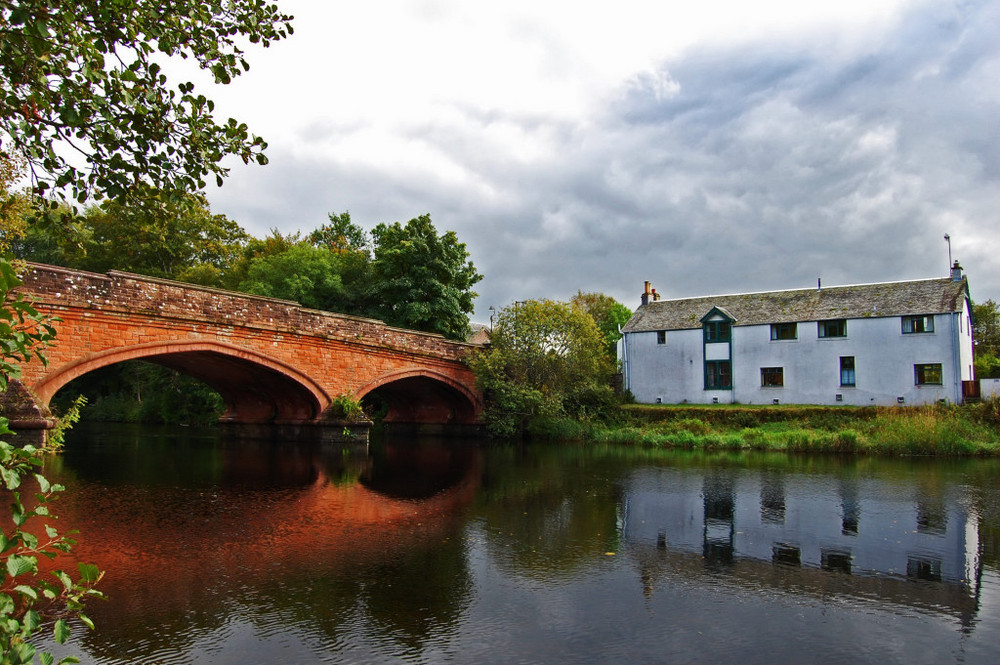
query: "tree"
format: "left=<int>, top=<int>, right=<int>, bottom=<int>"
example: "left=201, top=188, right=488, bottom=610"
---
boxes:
left=470, top=299, right=616, bottom=438
left=569, top=291, right=632, bottom=363
left=366, top=215, right=482, bottom=341
left=306, top=211, right=372, bottom=310
left=238, top=242, right=351, bottom=311
left=81, top=187, right=249, bottom=282
left=0, top=1, right=293, bottom=203
left=0, top=153, right=29, bottom=246
left=973, top=300, right=1000, bottom=379
left=15, top=187, right=249, bottom=286
left=0, top=258, right=102, bottom=664
left=309, top=211, right=369, bottom=254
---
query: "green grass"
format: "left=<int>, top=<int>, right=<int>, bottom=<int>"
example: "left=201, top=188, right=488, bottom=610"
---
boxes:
left=576, top=400, right=1000, bottom=456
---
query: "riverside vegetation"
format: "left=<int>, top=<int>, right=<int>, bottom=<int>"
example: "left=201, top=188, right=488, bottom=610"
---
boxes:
left=524, top=400, right=1000, bottom=456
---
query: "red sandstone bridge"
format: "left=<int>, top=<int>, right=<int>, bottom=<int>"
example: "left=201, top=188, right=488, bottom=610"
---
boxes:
left=4, top=262, right=483, bottom=440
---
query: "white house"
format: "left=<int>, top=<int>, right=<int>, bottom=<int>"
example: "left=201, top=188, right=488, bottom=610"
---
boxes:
left=620, top=264, right=974, bottom=406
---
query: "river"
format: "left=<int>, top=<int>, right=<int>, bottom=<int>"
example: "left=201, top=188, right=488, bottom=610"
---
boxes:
left=31, top=423, right=1000, bottom=664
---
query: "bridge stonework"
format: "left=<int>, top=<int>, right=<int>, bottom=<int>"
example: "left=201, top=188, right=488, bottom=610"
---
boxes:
left=4, top=263, right=483, bottom=441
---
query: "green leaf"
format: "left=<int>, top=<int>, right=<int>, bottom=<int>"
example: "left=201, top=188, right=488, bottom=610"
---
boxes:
left=23, top=609, right=41, bottom=633
left=7, top=554, right=37, bottom=578
left=54, top=570, right=73, bottom=592
left=14, top=585, right=38, bottom=602
left=2, top=466, right=22, bottom=490
left=53, top=618, right=70, bottom=644
left=77, top=563, right=101, bottom=583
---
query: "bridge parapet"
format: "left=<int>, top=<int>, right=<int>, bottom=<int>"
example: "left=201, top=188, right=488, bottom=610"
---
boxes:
left=16, top=263, right=473, bottom=361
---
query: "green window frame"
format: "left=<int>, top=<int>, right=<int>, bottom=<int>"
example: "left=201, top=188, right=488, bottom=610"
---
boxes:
left=705, top=360, right=732, bottom=390
left=902, top=315, right=934, bottom=334
left=770, top=323, right=797, bottom=340
left=704, top=321, right=731, bottom=342
left=761, top=367, right=784, bottom=387
left=840, top=356, right=855, bottom=387
left=914, top=363, right=942, bottom=385
left=656, top=330, right=667, bottom=345
left=818, top=319, right=847, bottom=338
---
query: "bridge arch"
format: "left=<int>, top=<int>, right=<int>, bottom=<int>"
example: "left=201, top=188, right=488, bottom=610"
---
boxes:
left=38, top=340, right=330, bottom=424
left=356, top=369, right=481, bottom=425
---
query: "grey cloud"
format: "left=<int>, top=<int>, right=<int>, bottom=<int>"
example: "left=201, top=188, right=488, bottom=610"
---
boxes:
left=210, top=0, right=1000, bottom=320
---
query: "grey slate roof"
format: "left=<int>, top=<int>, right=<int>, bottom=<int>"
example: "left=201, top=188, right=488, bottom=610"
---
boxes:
left=622, top=277, right=970, bottom=333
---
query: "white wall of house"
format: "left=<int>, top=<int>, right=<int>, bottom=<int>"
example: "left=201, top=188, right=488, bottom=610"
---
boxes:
left=622, top=467, right=976, bottom=584
left=623, top=326, right=710, bottom=404
left=958, top=299, right=974, bottom=382
left=623, top=312, right=972, bottom=406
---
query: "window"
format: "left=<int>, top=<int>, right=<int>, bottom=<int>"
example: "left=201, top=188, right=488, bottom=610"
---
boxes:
left=840, top=356, right=855, bottom=387
left=914, top=363, right=942, bottom=385
left=704, top=321, right=731, bottom=342
left=818, top=319, right=847, bottom=338
left=656, top=330, right=666, bottom=345
left=705, top=360, right=732, bottom=389
left=770, top=323, right=797, bottom=340
left=902, top=315, right=934, bottom=334
left=761, top=367, right=784, bottom=387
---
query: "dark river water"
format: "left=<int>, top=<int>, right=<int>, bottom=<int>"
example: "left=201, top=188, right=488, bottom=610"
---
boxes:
left=32, top=423, right=1000, bottom=664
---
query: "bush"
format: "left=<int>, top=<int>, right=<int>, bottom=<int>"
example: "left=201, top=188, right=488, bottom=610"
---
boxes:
left=328, top=394, right=365, bottom=421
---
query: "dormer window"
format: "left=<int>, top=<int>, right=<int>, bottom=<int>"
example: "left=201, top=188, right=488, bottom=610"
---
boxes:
left=704, top=321, right=731, bottom=342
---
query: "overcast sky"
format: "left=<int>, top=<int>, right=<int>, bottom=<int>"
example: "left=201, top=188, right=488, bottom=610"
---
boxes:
left=200, top=0, right=1000, bottom=321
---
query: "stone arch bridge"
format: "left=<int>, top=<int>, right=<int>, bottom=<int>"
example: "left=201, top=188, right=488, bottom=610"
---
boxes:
left=4, top=263, right=484, bottom=441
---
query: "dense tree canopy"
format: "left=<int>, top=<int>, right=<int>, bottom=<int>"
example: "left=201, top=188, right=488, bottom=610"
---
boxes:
left=570, top=291, right=632, bottom=363
left=0, top=153, right=28, bottom=246
left=973, top=300, right=1000, bottom=379
left=13, top=187, right=249, bottom=284
left=309, top=211, right=368, bottom=253
left=239, top=242, right=350, bottom=311
left=470, top=299, right=616, bottom=438
left=367, top=214, right=483, bottom=341
left=0, top=0, right=293, bottom=202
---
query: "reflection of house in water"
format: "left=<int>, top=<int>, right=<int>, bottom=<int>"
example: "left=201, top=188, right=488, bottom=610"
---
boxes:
left=622, top=467, right=983, bottom=625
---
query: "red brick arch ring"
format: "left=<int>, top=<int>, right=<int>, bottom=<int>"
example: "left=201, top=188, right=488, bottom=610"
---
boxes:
left=355, top=368, right=482, bottom=425
left=32, top=340, right=330, bottom=424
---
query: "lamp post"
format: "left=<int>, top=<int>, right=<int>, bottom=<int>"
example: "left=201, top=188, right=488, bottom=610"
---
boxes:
left=944, top=234, right=952, bottom=273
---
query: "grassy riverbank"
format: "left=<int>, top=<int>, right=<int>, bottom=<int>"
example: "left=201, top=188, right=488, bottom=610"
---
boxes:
left=532, top=399, right=1000, bottom=456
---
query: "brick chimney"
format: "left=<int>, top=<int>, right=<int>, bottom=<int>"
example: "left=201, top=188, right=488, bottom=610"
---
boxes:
left=641, top=281, right=651, bottom=306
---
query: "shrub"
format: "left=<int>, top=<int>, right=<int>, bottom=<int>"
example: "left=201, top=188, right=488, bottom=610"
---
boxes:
left=329, top=394, right=365, bottom=421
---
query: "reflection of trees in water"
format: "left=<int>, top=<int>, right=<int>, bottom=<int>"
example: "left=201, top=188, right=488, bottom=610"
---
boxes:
left=476, top=445, right=627, bottom=580
left=361, top=438, right=478, bottom=499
